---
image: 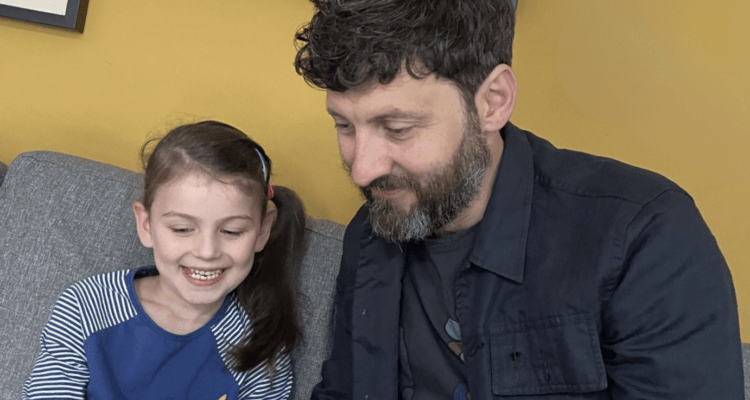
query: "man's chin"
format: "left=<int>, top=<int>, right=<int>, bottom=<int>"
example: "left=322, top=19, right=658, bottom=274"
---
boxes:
left=366, top=199, right=432, bottom=242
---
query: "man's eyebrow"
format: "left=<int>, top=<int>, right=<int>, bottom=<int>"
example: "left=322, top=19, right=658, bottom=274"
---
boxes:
left=326, top=108, right=429, bottom=122
left=370, top=109, right=428, bottom=123
left=326, top=109, right=346, bottom=119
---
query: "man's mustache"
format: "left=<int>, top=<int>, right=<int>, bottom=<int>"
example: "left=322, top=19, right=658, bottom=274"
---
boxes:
left=363, top=174, right=418, bottom=196
left=341, top=162, right=418, bottom=198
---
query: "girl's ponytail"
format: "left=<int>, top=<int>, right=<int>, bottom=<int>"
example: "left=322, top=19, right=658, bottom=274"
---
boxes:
left=230, top=185, right=307, bottom=372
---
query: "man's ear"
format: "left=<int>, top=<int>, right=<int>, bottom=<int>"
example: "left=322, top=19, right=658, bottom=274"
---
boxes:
left=132, top=201, right=154, bottom=249
left=474, top=64, right=517, bottom=132
left=254, top=201, right=278, bottom=253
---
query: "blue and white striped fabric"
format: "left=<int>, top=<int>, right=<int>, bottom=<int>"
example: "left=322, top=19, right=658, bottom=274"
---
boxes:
left=22, top=267, right=292, bottom=400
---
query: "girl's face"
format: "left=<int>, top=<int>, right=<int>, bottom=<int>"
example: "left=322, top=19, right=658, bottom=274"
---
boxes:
left=133, top=171, right=274, bottom=313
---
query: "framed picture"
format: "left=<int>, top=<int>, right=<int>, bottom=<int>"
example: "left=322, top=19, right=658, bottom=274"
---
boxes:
left=0, top=0, right=89, bottom=32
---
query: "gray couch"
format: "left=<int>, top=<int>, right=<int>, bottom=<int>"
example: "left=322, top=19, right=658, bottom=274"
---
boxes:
left=0, top=151, right=344, bottom=400
left=1, top=151, right=750, bottom=399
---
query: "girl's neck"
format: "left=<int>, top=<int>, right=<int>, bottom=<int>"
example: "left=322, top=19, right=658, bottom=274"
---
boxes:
left=134, top=275, right=224, bottom=335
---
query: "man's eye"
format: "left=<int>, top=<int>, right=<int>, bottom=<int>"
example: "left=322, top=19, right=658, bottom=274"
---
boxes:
left=385, top=126, right=413, bottom=136
left=334, top=123, right=354, bottom=135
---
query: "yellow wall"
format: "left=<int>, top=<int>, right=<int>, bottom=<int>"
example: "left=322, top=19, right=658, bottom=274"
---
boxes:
left=1, top=1, right=747, bottom=340
left=0, top=0, right=359, bottom=223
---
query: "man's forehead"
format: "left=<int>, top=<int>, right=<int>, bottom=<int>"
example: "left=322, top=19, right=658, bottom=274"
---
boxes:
left=325, top=72, right=461, bottom=115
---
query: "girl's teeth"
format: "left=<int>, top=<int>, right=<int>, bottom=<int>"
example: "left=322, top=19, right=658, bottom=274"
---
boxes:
left=188, top=268, right=224, bottom=280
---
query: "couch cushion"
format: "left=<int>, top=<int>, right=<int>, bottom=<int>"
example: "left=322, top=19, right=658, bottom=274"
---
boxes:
left=0, top=151, right=343, bottom=400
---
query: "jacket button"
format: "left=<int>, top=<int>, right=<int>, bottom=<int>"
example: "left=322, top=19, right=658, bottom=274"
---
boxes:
left=361, top=309, right=367, bottom=315
left=364, top=395, right=369, bottom=399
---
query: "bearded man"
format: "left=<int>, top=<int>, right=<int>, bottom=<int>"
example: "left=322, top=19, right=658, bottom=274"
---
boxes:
left=294, top=0, right=744, bottom=399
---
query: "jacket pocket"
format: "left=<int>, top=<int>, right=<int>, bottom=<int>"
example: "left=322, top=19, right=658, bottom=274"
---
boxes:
left=490, top=314, right=607, bottom=396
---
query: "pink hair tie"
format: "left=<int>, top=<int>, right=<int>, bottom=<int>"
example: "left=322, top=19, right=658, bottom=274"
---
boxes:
left=268, top=184, right=275, bottom=199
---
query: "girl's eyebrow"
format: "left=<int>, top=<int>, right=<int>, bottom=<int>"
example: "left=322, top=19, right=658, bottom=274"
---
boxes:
left=160, top=212, right=254, bottom=222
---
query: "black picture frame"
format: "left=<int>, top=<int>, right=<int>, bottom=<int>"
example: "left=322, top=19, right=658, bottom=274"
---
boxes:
left=0, top=0, right=89, bottom=33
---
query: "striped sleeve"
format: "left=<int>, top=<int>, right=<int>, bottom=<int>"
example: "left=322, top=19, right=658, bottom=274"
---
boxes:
left=22, top=287, right=89, bottom=399
left=22, top=270, right=136, bottom=400
left=240, top=352, right=293, bottom=400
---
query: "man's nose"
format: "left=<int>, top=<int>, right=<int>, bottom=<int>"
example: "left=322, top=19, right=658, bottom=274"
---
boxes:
left=347, top=131, right=393, bottom=188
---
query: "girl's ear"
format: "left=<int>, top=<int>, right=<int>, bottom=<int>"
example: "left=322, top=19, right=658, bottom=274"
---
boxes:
left=254, top=201, right=277, bottom=253
left=132, top=201, right=154, bottom=249
left=474, top=64, right=517, bottom=133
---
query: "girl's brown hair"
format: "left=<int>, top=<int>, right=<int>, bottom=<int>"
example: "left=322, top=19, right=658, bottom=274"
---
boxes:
left=140, top=120, right=306, bottom=372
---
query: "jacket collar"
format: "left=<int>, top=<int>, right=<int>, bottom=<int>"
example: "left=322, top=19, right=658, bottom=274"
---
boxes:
left=468, top=122, right=533, bottom=283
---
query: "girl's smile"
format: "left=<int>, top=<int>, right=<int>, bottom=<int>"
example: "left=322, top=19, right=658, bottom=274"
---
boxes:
left=182, top=266, right=226, bottom=286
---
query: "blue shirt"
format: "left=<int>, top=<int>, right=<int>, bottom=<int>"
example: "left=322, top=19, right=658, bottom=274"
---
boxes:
left=23, top=267, right=292, bottom=400
left=312, top=123, right=744, bottom=399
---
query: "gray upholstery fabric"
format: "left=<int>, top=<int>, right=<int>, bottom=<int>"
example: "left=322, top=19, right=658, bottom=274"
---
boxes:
left=0, top=160, right=8, bottom=187
left=744, top=342, right=750, bottom=400
left=0, top=151, right=343, bottom=400
left=292, top=218, right=345, bottom=400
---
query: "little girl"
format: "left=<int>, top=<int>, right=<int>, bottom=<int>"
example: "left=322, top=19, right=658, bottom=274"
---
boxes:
left=23, top=121, right=307, bottom=399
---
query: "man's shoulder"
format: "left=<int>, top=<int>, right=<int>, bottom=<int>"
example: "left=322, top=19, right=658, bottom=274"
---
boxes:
left=522, top=129, right=687, bottom=206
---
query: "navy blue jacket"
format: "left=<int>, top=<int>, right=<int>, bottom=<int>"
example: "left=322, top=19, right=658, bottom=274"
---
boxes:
left=311, top=124, right=744, bottom=399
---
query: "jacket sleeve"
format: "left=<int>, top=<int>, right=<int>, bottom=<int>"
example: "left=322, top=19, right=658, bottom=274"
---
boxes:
left=309, top=209, right=366, bottom=400
left=22, top=288, right=89, bottom=400
left=601, top=189, right=744, bottom=399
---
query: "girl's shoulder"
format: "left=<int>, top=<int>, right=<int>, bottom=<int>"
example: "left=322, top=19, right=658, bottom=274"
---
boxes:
left=58, top=268, right=141, bottom=335
left=65, top=268, right=135, bottom=301
left=209, top=292, right=251, bottom=340
left=217, top=297, right=293, bottom=399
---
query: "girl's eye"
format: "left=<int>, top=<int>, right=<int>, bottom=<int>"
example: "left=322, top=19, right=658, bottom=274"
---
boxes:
left=171, top=227, right=193, bottom=234
left=221, top=230, right=244, bottom=237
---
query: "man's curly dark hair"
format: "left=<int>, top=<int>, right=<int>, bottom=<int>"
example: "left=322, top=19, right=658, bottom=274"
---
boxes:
left=294, top=0, right=515, bottom=104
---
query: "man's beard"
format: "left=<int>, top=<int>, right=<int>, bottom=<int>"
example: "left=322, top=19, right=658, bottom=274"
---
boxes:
left=356, top=110, right=491, bottom=242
